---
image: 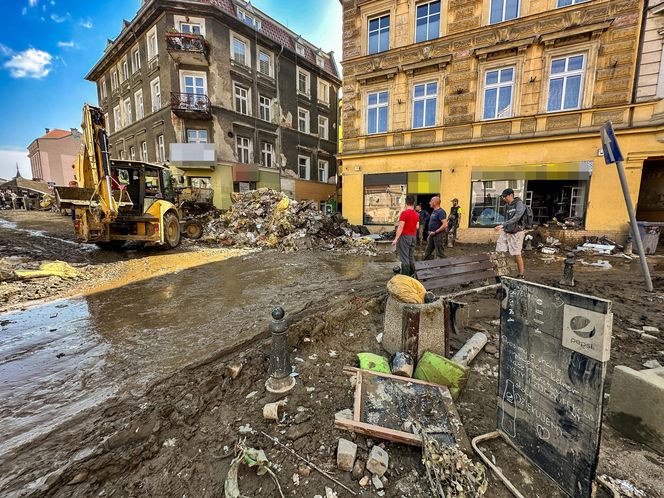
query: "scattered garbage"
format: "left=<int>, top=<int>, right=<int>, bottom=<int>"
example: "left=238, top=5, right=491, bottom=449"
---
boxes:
left=15, top=261, right=78, bottom=280
left=413, top=351, right=469, bottom=399
left=357, top=352, right=391, bottom=374
left=390, top=352, right=414, bottom=378
left=450, top=332, right=488, bottom=367
left=577, top=243, right=616, bottom=255
left=598, top=474, right=646, bottom=498
left=263, top=400, right=286, bottom=422
left=643, top=359, right=662, bottom=369
left=224, top=442, right=284, bottom=498
left=580, top=259, right=613, bottom=269
left=204, top=189, right=376, bottom=255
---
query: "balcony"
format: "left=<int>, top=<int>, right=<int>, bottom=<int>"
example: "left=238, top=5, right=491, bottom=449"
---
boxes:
left=165, top=32, right=209, bottom=66
left=171, top=92, right=211, bottom=119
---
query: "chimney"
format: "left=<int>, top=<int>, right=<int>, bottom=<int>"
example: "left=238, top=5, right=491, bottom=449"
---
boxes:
left=70, top=128, right=77, bottom=134
left=45, top=128, right=50, bottom=134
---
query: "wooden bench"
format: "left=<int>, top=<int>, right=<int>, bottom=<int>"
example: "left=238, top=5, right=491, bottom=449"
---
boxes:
left=413, top=253, right=513, bottom=335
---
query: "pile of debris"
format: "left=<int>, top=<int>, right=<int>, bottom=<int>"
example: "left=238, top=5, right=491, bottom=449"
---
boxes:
left=204, top=189, right=376, bottom=255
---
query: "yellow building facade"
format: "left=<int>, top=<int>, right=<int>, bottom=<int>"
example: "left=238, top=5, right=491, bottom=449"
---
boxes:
left=339, top=0, right=664, bottom=241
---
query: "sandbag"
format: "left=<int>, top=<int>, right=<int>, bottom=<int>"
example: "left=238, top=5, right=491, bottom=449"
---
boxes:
left=413, top=351, right=469, bottom=399
left=386, top=274, right=426, bottom=304
left=357, top=352, right=391, bottom=374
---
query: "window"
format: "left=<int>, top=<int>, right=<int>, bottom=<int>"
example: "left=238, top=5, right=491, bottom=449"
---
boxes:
left=132, top=48, right=141, bottom=73
left=298, top=155, right=311, bottom=180
left=483, top=67, right=514, bottom=119
left=259, top=95, right=271, bottom=121
left=104, top=112, right=110, bottom=131
left=367, top=91, right=388, bottom=134
left=490, top=0, right=520, bottom=24
left=122, top=60, right=129, bottom=81
left=232, top=36, right=248, bottom=65
left=113, top=106, right=122, bottom=131
left=297, top=68, right=310, bottom=95
left=141, top=141, right=148, bottom=161
left=189, top=177, right=212, bottom=188
left=368, top=15, right=390, bottom=54
left=261, top=142, right=273, bottom=167
left=363, top=174, right=407, bottom=224
left=100, top=79, right=107, bottom=99
left=547, top=54, right=585, bottom=112
left=156, top=134, right=165, bottom=162
left=135, top=90, right=144, bottom=120
left=111, top=70, right=119, bottom=90
left=317, top=79, right=330, bottom=104
left=296, top=43, right=306, bottom=56
left=183, top=73, right=206, bottom=95
left=187, top=129, right=208, bottom=143
left=235, top=84, right=249, bottom=115
left=151, top=78, right=161, bottom=112
left=316, top=55, right=325, bottom=69
left=179, top=22, right=202, bottom=34
left=412, top=81, right=437, bottom=128
left=258, top=50, right=273, bottom=77
left=120, top=149, right=125, bottom=160
left=557, top=0, right=588, bottom=6
left=129, top=146, right=136, bottom=160
left=238, top=9, right=261, bottom=29
left=318, top=115, right=329, bottom=140
left=471, top=180, right=525, bottom=227
left=415, top=1, right=440, bottom=43
left=236, top=136, right=251, bottom=163
left=298, top=108, right=310, bottom=133
left=147, top=30, right=158, bottom=60
left=123, top=98, right=132, bottom=126
left=318, top=160, right=329, bottom=183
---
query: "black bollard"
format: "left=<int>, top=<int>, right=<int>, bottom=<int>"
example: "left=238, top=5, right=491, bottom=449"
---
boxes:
left=624, top=235, right=633, bottom=256
left=393, top=265, right=402, bottom=274
left=265, top=307, right=296, bottom=394
left=560, top=252, right=575, bottom=287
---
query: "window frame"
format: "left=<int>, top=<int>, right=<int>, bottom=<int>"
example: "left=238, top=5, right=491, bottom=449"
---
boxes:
left=132, top=47, right=141, bottom=73
left=113, top=106, right=121, bottom=132
left=111, top=70, right=119, bottom=90
left=489, top=0, right=520, bottom=25
left=259, top=94, right=272, bottom=122
left=156, top=134, right=165, bottom=162
left=236, top=135, right=252, bottom=164
left=296, top=43, right=306, bottom=56
left=297, top=67, right=311, bottom=96
left=230, top=32, right=250, bottom=67
left=317, top=79, right=330, bottom=105
left=135, top=89, right=144, bottom=120
left=260, top=141, right=274, bottom=167
left=556, top=0, right=588, bottom=6
left=234, top=82, right=250, bottom=116
left=179, top=22, right=202, bottom=34
left=147, top=26, right=159, bottom=61
left=298, top=107, right=310, bottom=134
left=366, top=90, right=389, bottom=135
left=257, top=49, right=274, bottom=77
left=141, top=141, right=148, bottom=161
left=150, top=77, right=161, bottom=112
left=318, top=159, right=329, bottom=183
left=318, top=115, right=329, bottom=140
left=368, top=14, right=390, bottom=54
left=238, top=9, right=261, bottom=29
left=481, top=66, right=515, bottom=120
left=187, top=129, right=208, bottom=144
left=411, top=80, right=438, bottom=129
left=298, top=155, right=311, bottom=180
left=129, top=146, right=136, bottom=160
left=546, top=53, right=586, bottom=113
left=180, top=70, right=208, bottom=96
left=415, top=0, right=441, bottom=43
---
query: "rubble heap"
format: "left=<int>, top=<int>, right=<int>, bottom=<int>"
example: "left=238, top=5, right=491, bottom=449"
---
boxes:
left=205, top=189, right=376, bottom=255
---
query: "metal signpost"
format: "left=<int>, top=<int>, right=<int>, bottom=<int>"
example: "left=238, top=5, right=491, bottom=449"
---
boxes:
left=600, top=121, right=653, bottom=292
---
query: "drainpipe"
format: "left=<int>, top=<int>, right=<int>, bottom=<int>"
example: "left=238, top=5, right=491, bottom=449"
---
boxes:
left=276, top=44, right=284, bottom=184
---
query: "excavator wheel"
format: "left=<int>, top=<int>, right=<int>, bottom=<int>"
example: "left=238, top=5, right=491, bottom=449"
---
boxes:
left=182, top=220, right=203, bottom=240
left=163, top=212, right=181, bottom=249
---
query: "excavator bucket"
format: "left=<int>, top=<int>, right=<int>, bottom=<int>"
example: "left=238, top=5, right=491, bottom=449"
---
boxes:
left=54, top=186, right=133, bottom=210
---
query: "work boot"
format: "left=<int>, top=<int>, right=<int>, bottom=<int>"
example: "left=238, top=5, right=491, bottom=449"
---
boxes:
left=401, top=263, right=412, bottom=277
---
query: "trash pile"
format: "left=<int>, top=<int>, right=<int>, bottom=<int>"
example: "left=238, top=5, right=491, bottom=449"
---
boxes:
left=204, top=189, right=376, bottom=255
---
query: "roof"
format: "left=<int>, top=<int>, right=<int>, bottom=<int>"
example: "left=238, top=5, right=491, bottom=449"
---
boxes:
left=87, top=0, right=340, bottom=80
left=0, top=177, right=52, bottom=195
left=41, top=129, right=73, bottom=139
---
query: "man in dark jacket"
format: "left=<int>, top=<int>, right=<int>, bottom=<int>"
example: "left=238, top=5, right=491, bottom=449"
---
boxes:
left=423, top=196, right=447, bottom=260
left=416, top=203, right=429, bottom=245
left=494, top=188, right=526, bottom=278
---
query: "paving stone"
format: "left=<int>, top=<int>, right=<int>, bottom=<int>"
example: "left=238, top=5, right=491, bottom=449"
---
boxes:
left=366, top=445, right=389, bottom=477
left=336, top=438, right=358, bottom=472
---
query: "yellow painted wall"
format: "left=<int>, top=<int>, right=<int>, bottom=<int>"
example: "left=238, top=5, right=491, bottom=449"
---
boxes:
left=341, top=129, right=662, bottom=233
left=171, top=165, right=234, bottom=210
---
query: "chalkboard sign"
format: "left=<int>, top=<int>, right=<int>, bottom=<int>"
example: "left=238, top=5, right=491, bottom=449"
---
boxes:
left=498, top=278, right=613, bottom=498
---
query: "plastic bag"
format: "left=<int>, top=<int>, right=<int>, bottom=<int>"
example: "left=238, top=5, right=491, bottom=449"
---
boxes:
left=15, top=261, right=78, bottom=280
left=357, top=352, right=391, bottom=374
left=414, top=351, right=469, bottom=399
left=386, top=274, right=426, bottom=304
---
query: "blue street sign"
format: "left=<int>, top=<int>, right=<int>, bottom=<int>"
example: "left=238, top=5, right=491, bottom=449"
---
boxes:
left=600, top=121, right=624, bottom=164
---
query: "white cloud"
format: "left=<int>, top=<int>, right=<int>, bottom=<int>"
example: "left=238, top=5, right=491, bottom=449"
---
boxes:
left=57, top=41, right=75, bottom=48
left=0, top=44, right=12, bottom=57
left=29, top=0, right=38, bottom=7
left=50, top=12, right=69, bottom=23
left=0, top=148, right=32, bottom=180
left=21, top=7, right=27, bottom=15
left=79, top=18, right=93, bottom=29
left=4, top=48, right=53, bottom=79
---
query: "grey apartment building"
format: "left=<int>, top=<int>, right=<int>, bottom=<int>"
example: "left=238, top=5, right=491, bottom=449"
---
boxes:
left=86, top=0, right=341, bottom=210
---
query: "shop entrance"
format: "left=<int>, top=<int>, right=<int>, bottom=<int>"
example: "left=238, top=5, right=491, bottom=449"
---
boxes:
left=525, top=180, right=588, bottom=226
left=636, top=159, right=664, bottom=222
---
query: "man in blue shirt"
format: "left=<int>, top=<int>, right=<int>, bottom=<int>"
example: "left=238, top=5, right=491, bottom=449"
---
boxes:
left=423, top=196, right=448, bottom=260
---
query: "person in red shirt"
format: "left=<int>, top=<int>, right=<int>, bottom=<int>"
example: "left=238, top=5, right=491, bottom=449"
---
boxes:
left=392, top=195, right=419, bottom=276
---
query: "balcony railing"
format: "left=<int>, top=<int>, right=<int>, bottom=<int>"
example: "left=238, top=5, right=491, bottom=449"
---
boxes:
left=166, top=32, right=209, bottom=65
left=171, top=92, right=211, bottom=118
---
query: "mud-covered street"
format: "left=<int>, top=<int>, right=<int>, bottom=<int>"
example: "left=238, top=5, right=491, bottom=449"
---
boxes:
left=1, top=211, right=664, bottom=498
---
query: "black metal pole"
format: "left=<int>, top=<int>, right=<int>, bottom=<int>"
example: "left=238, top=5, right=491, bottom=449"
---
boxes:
left=265, top=307, right=296, bottom=394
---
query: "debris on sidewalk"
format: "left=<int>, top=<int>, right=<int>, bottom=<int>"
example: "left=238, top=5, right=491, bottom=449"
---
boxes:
left=224, top=442, right=285, bottom=498
left=598, top=474, right=646, bottom=498
left=15, top=261, right=79, bottom=280
left=204, top=189, right=376, bottom=255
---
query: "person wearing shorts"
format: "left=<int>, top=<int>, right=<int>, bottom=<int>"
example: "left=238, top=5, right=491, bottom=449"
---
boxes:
left=494, top=188, right=526, bottom=278
left=392, top=195, right=419, bottom=276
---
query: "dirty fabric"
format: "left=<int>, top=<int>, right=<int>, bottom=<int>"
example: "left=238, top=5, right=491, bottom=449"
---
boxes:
left=15, top=261, right=78, bottom=280
left=387, top=275, right=426, bottom=304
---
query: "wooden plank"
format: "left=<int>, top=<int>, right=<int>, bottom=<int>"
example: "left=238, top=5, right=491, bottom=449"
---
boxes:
left=417, top=260, right=495, bottom=280
left=414, top=252, right=490, bottom=271
left=353, top=370, right=363, bottom=422
left=422, top=269, right=497, bottom=291
left=343, top=367, right=456, bottom=391
left=335, top=417, right=424, bottom=447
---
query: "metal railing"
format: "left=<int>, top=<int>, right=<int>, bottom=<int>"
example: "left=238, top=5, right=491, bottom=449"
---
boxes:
left=170, top=92, right=211, bottom=114
left=165, top=32, right=208, bottom=53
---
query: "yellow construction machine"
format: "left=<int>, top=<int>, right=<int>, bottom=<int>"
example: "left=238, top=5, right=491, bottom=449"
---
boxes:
left=56, top=104, right=204, bottom=248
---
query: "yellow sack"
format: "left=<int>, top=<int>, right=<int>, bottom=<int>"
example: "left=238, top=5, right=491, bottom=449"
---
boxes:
left=15, top=261, right=78, bottom=280
left=386, top=274, right=426, bottom=304
left=275, top=197, right=290, bottom=212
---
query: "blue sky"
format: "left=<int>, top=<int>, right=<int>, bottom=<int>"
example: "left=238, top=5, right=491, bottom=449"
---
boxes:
left=0, top=0, right=342, bottom=180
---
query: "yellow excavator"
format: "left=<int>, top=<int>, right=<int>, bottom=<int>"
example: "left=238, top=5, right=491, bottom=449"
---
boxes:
left=56, top=104, right=203, bottom=248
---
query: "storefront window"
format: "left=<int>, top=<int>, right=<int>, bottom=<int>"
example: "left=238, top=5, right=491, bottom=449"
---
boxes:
left=470, top=180, right=525, bottom=227
left=363, top=173, right=407, bottom=225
